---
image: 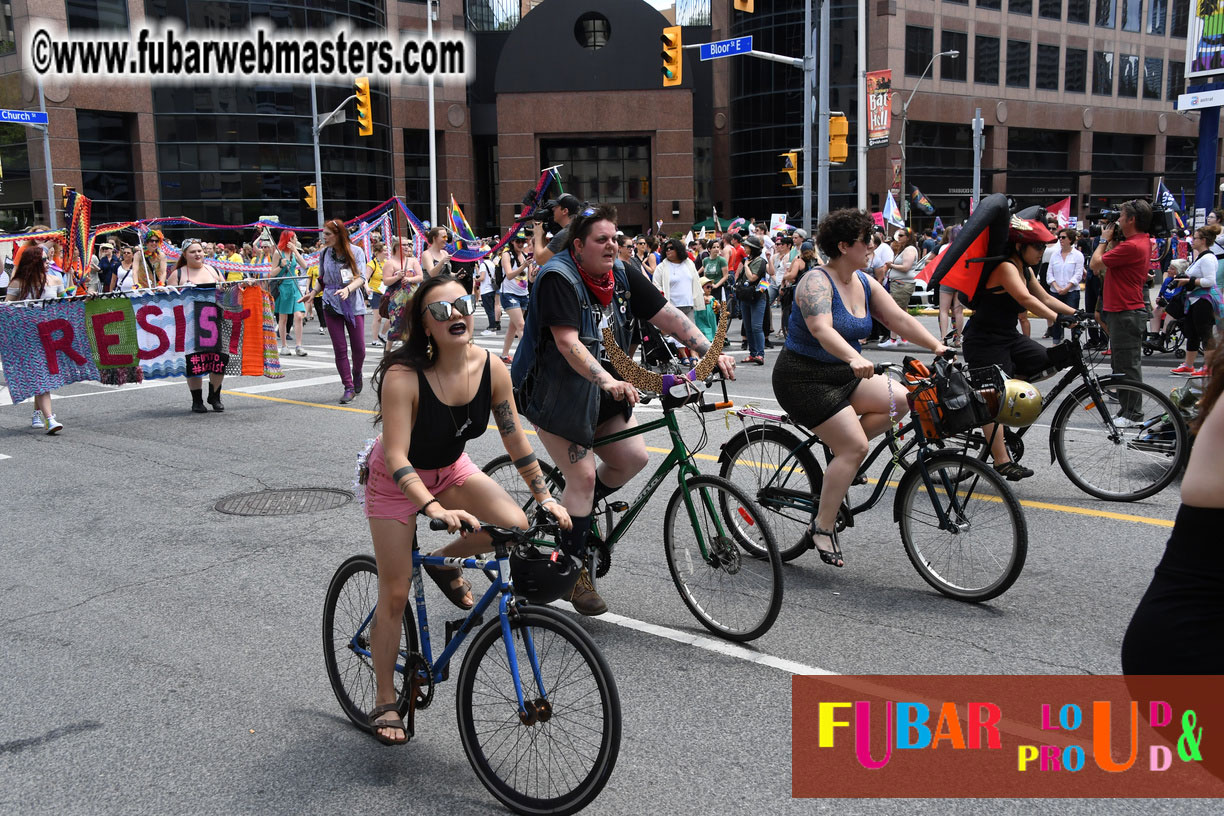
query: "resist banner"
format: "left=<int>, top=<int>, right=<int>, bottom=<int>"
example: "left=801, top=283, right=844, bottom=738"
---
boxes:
left=0, top=286, right=282, bottom=403
left=866, top=70, right=892, bottom=149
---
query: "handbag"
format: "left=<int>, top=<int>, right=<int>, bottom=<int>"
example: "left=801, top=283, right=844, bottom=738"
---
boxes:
left=734, top=258, right=764, bottom=302
left=379, top=279, right=403, bottom=318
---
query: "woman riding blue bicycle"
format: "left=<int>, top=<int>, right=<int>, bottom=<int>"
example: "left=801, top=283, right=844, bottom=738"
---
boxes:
left=363, top=273, right=571, bottom=745
left=773, top=208, right=947, bottom=568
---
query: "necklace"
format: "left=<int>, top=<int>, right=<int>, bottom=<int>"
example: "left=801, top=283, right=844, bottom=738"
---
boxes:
left=431, top=347, right=474, bottom=438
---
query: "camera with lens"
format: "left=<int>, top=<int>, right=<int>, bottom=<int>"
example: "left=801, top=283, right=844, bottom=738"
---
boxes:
left=1087, top=210, right=1120, bottom=239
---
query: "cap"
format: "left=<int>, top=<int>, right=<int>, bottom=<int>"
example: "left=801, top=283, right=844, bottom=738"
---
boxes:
left=546, top=193, right=582, bottom=215
left=743, top=234, right=764, bottom=252
left=1008, top=217, right=1057, bottom=245
left=800, top=240, right=815, bottom=252
left=791, top=228, right=809, bottom=240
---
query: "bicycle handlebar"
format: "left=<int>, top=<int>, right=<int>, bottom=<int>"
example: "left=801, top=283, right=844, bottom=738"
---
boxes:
left=427, top=516, right=553, bottom=545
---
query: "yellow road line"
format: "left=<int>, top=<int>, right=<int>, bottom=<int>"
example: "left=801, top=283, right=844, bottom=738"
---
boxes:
left=227, top=390, right=1176, bottom=529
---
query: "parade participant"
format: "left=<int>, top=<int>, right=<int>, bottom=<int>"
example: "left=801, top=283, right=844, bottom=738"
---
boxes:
left=1122, top=334, right=1224, bottom=674
left=880, top=229, right=920, bottom=347
left=774, top=209, right=947, bottom=566
left=738, top=234, right=769, bottom=365
left=366, top=242, right=388, bottom=347
left=306, top=257, right=324, bottom=334
left=781, top=239, right=819, bottom=338
left=1170, top=224, right=1221, bottom=376
left=936, top=225, right=964, bottom=347
left=532, top=193, right=581, bottom=267
left=373, top=241, right=406, bottom=346
left=420, top=227, right=452, bottom=279
left=653, top=238, right=704, bottom=364
left=364, top=273, right=571, bottom=744
left=499, top=230, right=531, bottom=365
left=114, top=245, right=138, bottom=292
left=475, top=249, right=500, bottom=335
left=95, top=243, right=121, bottom=293
left=135, top=231, right=167, bottom=288
left=701, top=239, right=730, bottom=306
left=511, top=205, right=736, bottom=615
left=963, top=217, right=1078, bottom=479
left=168, top=239, right=227, bottom=413
left=6, top=246, right=66, bottom=433
left=300, top=219, right=368, bottom=404
left=1090, top=199, right=1154, bottom=424
left=270, top=230, right=308, bottom=357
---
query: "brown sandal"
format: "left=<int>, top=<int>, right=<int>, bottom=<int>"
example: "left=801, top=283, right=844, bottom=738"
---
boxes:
left=368, top=702, right=409, bottom=745
left=424, top=562, right=475, bottom=610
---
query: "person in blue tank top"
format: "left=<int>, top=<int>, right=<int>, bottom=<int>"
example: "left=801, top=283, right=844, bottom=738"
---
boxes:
left=773, top=208, right=947, bottom=568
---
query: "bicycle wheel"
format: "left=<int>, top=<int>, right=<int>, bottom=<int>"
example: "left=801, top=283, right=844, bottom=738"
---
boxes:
left=1051, top=376, right=1189, bottom=501
left=456, top=606, right=621, bottom=816
left=664, top=474, right=783, bottom=642
left=718, top=425, right=820, bottom=561
left=323, top=555, right=418, bottom=729
left=483, top=454, right=566, bottom=514
left=897, top=453, right=1027, bottom=602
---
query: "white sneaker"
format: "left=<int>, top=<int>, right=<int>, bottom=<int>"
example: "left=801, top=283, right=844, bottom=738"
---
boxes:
left=879, top=339, right=898, bottom=348
left=318, top=326, right=326, bottom=335
left=279, top=346, right=290, bottom=356
left=481, top=328, right=497, bottom=336
left=894, top=339, right=911, bottom=347
left=32, top=410, right=45, bottom=429
left=294, top=346, right=308, bottom=357
left=1112, top=416, right=1135, bottom=429
left=45, top=414, right=63, bottom=435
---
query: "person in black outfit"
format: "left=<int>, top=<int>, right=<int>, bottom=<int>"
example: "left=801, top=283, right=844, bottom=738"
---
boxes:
left=1122, top=338, right=1224, bottom=674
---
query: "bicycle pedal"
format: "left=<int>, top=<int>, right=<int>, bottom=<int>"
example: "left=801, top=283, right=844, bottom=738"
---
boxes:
left=607, top=501, right=629, bottom=513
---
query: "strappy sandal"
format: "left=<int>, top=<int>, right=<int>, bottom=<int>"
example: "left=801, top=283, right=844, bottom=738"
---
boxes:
left=993, top=461, right=1034, bottom=481
left=798, top=523, right=844, bottom=568
left=368, top=702, right=409, bottom=746
left=424, top=563, right=475, bottom=610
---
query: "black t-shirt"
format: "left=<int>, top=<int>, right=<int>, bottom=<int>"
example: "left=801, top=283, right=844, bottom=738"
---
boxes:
left=536, top=262, right=666, bottom=330
left=450, top=260, right=476, bottom=293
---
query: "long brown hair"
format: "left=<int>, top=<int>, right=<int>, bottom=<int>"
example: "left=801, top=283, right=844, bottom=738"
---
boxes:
left=12, top=245, right=49, bottom=300
left=323, top=218, right=358, bottom=275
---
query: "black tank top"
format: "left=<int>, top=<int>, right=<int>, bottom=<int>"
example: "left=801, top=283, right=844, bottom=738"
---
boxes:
left=410, top=352, right=493, bottom=468
left=966, top=262, right=1031, bottom=339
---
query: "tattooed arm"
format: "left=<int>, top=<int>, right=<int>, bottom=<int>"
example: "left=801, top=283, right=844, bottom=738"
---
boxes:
left=794, top=270, right=874, bottom=378
left=490, top=360, right=572, bottom=529
left=548, top=324, right=639, bottom=405
left=647, top=303, right=737, bottom=380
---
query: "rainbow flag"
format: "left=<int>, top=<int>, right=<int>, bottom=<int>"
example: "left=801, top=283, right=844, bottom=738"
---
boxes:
left=449, top=195, right=479, bottom=243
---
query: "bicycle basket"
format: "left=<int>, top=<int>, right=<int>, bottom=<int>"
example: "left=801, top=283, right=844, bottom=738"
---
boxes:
left=907, top=363, right=1003, bottom=439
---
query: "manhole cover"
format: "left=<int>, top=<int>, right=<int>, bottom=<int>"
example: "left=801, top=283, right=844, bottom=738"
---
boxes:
left=214, top=488, right=354, bottom=516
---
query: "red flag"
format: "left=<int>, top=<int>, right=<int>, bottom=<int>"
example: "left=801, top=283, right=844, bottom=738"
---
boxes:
left=1046, top=196, right=1071, bottom=228
left=937, top=229, right=991, bottom=298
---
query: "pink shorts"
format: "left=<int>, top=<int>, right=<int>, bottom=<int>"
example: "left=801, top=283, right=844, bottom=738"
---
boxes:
left=363, top=437, right=481, bottom=524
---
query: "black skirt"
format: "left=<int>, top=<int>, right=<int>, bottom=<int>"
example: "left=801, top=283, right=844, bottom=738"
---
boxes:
left=772, top=347, right=862, bottom=429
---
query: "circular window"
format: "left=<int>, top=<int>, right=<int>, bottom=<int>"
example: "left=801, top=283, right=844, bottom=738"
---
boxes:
left=575, top=13, right=611, bottom=51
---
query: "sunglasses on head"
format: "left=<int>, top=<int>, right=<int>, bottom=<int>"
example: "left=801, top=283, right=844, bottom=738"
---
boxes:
left=425, top=294, right=476, bottom=321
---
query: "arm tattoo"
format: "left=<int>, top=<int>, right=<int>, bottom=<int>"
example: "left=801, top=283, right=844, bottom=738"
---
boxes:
left=567, top=342, right=607, bottom=384
left=391, top=465, right=416, bottom=484
left=657, top=303, right=712, bottom=355
left=513, top=452, right=538, bottom=469
left=528, top=473, right=549, bottom=498
left=567, top=442, right=589, bottom=463
left=795, top=272, right=832, bottom=319
left=492, top=399, right=516, bottom=436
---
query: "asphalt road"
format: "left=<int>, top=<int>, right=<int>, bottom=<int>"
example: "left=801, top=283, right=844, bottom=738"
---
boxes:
left=0, top=313, right=1210, bottom=814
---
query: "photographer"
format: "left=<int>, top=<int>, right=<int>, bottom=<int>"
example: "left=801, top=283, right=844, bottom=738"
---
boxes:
left=531, top=193, right=581, bottom=267
left=1089, top=199, right=1154, bottom=425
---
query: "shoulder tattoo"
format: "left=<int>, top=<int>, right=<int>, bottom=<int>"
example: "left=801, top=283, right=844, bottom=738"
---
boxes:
left=492, top=399, right=516, bottom=436
left=795, top=271, right=832, bottom=318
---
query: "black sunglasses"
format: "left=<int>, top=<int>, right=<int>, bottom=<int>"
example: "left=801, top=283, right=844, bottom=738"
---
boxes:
left=425, top=294, right=476, bottom=322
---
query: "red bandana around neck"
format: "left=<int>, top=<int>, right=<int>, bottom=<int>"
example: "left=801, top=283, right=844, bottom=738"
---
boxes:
left=571, top=250, right=614, bottom=307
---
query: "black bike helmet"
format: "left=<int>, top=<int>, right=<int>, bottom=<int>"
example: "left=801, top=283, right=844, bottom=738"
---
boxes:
left=509, top=544, right=580, bottom=604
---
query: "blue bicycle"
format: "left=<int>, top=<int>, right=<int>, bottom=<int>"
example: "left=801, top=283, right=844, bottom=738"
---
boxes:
left=323, top=518, right=621, bottom=816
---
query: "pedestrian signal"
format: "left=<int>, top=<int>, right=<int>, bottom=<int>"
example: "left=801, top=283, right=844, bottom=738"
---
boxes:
left=829, top=113, right=849, bottom=165
left=734, top=0, right=755, bottom=11
left=60, top=186, right=75, bottom=210
left=660, top=26, right=682, bottom=87
left=304, top=184, right=318, bottom=210
left=780, top=152, right=798, bottom=187
left=354, top=76, right=373, bottom=136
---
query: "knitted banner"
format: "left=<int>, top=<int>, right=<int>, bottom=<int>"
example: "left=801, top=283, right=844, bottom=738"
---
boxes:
left=0, top=287, right=281, bottom=402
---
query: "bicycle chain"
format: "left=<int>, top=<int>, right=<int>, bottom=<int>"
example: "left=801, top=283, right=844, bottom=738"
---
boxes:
left=407, top=652, right=434, bottom=712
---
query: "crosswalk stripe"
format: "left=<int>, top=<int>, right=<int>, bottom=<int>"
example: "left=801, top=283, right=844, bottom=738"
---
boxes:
left=230, top=374, right=341, bottom=394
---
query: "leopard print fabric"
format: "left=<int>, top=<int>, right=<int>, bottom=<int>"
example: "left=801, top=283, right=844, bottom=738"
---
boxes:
left=602, top=303, right=730, bottom=392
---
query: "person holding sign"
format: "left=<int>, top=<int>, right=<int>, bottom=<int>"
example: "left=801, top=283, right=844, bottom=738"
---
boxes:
left=6, top=246, right=66, bottom=433
left=168, top=239, right=226, bottom=414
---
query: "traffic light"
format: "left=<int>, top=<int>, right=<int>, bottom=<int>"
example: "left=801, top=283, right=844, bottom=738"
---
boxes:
left=660, top=26, right=682, bottom=87
left=780, top=152, right=798, bottom=187
left=304, top=184, right=317, bottom=210
left=61, top=185, right=75, bottom=210
left=734, top=0, right=755, bottom=11
left=829, top=113, right=849, bottom=164
left=354, top=76, right=372, bottom=137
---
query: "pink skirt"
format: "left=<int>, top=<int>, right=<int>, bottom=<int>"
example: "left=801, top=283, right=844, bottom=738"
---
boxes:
left=363, top=437, right=481, bottom=524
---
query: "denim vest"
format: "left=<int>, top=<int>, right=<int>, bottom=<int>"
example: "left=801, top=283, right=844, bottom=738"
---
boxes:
left=512, top=253, right=634, bottom=447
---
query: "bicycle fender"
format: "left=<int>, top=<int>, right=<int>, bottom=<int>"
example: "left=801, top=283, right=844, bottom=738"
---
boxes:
left=1046, top=374, right=1131, bottom=465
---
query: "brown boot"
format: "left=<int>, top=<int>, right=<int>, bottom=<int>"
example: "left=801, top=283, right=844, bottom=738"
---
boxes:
left=567, top=568, right=607, bottom=616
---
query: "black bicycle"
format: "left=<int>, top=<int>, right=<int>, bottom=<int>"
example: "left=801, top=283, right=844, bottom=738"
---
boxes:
left=719, top=359, right=1028, bottom=603
left=957, top=319, right=1189, bottom=501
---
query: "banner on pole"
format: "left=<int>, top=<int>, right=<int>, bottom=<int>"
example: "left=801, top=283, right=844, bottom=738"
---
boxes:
left=1187, top=8, right=1224, bottom=79
left=891, top=158, right=903, bottom=189
left=866, top=70, right=893, bottom=148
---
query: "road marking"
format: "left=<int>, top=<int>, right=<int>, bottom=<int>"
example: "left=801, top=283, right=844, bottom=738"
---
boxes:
left=223, top=391, right=1178, bottom=529
left=44, top=380, right=180, bottom=400
left=230, top=375, right=340, bottom=394
left=571, top=606, right=836, bottom=676
left=0, top=454, right=10, bottom=461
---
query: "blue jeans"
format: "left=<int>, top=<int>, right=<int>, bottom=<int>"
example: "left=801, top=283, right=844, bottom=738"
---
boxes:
left=1050, top=289, right=1080, bottom=343
left=743, top=296, right=766, bottom=357
left=480, top=291, right=498, bottom=329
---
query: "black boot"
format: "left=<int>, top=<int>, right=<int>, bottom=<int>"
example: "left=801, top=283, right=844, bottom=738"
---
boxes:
left=207, top=383, right=225, bottom=412
left=190, top=388, right=207, bottom=414
left=560, top=515, right=606, bottom=616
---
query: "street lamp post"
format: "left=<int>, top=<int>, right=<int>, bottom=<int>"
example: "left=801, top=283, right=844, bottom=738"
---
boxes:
left=899, top=49, right=959, bottom=227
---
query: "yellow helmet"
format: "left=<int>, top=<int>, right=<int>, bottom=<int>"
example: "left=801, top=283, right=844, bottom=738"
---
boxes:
left=997, top=379, right=1042, bottom=427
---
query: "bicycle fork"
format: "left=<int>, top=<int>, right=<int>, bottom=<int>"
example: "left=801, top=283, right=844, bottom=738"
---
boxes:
left=498, top=596, right=552, bottom=724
